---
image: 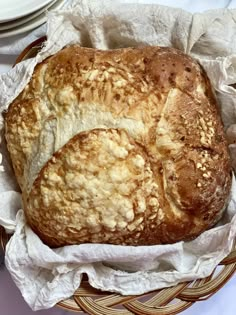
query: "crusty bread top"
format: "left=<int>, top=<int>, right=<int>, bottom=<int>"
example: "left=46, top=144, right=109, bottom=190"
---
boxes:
left=4, top=46, right=231, bottom=246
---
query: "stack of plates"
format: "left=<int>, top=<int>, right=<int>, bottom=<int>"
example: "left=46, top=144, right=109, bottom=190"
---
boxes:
left=0, top=0, right=65, bottom=38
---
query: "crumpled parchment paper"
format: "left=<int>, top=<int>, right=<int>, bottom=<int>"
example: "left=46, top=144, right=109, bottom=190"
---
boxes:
left=0, top=0, right=236, bottom=311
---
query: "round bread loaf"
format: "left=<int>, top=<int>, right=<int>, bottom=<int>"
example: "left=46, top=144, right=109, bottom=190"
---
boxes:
left=5, top=46, right=231, bottom=247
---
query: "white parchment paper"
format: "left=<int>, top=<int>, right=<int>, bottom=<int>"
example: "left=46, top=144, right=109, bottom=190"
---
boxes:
left=0, top=0, right=236, bottom=311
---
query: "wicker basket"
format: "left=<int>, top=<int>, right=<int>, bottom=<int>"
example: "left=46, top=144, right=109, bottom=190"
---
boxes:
left=1, top=226, right=236, bottom=314
left=1, top=37, right=236, bottom=315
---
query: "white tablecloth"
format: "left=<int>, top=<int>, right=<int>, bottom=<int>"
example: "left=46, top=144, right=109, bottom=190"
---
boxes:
left=0, top=0, right=236, bottom=314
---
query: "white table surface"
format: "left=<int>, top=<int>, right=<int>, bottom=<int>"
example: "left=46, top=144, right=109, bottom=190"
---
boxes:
left=0, top=0, right=236, bottom=314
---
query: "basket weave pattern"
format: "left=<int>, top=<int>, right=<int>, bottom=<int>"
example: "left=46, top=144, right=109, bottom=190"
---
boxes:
left=1, top=37, right=236, bottom=314
left=1, top=226, right=236, bottom=314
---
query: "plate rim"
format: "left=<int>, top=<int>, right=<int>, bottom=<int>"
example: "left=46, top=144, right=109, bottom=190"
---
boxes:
left=0, top=0, right=58, bottom=31
left=0, top=0, right=55, bottom=23
left=0, top=0, right=65, bottom=39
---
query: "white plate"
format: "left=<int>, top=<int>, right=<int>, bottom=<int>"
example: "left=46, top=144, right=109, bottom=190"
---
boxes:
left=0, top=0, right=54, bottom=23
left=0, top=0, right=58, bottom=31
left=0, top=0, right=65, bottom=38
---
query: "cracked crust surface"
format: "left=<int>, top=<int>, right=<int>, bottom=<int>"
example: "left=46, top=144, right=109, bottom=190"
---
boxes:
left=5, top=46, right=231, bottom=247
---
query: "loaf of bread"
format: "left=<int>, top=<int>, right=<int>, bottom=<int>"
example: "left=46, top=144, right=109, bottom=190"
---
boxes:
left=4, top=46, right=231, bottom=247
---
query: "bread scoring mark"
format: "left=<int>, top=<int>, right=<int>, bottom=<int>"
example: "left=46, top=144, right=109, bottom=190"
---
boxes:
left=162, top=160, right=182, bottom=218
left=156, top=88, right=184, bottom=155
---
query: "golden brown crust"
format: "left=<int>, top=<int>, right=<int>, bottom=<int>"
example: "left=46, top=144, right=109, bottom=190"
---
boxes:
left=5, top=45, right=232, bottom=247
